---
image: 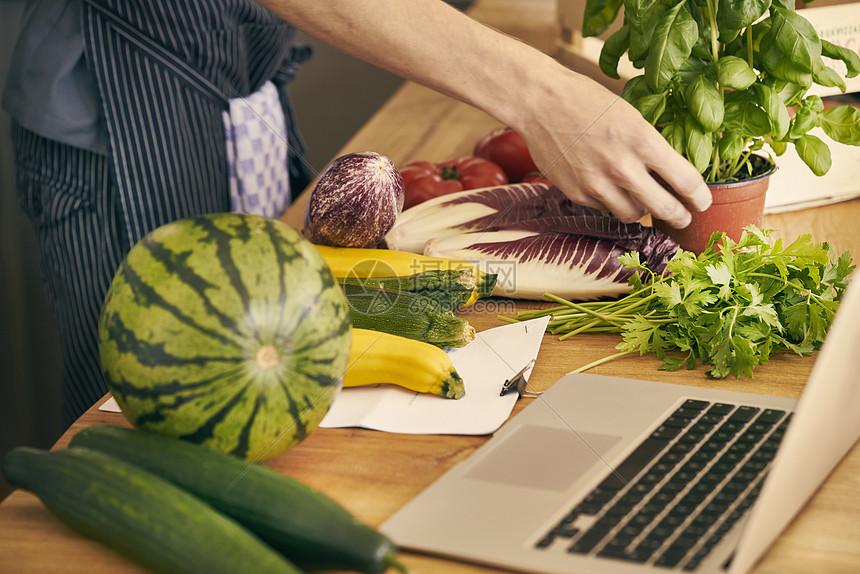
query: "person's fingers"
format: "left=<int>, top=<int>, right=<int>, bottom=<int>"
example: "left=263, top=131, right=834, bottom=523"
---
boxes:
left=557, top=170, right=649, bottom=223
left=589, top=184, right=648, bottom=223
left=554, top=169, right=693, bottom=227
left=558, top=186, right=610, bottom=214
left=625, top=168, right=696, bottom=229
left=643, top=138, right=712, bottom=214
left=577, top=150, right=692, bottom=225
left=612, top=192, right=648, bottom=223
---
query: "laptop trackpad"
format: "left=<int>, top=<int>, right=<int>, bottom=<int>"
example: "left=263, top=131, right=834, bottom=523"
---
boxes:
left=464, top=424, right=622, bottom=492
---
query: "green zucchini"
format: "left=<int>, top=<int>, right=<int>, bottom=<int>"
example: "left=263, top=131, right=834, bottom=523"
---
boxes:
left=342, top=283, right=476, bottom=348
left=2, top=446, right=301, bottom=574
left=69, top=425, right=407, bottom=574
left=339, top=268, right=478, bottom=292
left=338, top=269, right=484, bottom=311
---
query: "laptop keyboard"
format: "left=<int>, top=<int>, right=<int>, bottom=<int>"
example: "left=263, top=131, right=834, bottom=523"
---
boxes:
left=535, top=399, right=792, bottom=571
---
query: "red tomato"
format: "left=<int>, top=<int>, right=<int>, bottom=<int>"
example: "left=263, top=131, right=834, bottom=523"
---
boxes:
left=473, top=127, right=539, bottom=183
left=400, top=156, right=507, bottom=209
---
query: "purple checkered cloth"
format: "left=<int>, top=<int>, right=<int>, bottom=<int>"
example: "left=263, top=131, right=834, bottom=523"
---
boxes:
left=222, top=80, right=291, bottom=218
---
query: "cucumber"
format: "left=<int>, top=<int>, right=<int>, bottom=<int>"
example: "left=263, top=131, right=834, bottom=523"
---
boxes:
left=69, top=425, right=407, bottom=574
left=2, top=446, right=301, bottom=574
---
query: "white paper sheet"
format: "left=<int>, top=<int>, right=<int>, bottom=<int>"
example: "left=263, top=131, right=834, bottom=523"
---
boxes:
left=99, top=317, right=550, bottom=436
left=320, top=317, right=550, bottom=435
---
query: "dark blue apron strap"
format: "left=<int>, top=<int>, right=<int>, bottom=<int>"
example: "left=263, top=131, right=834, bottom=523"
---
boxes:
left=79, top=0, right=310, bottom=249
left=79, top=0, right=225, bottom=101
left=81, top=0, right=229, bottom=252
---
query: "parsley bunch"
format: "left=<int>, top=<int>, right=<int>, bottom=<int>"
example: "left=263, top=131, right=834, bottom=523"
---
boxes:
left=513, top=227, right=854, bottom=379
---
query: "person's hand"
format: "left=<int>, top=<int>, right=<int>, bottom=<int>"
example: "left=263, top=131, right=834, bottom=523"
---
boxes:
left=511, top=68, right=712, bottom=229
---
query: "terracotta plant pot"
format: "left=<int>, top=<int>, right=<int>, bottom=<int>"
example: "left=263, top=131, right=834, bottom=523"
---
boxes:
left=654, top=161, right=777, bottom=255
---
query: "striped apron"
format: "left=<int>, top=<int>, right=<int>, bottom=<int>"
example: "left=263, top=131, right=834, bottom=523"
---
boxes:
left=13, top=0, right=312, bottom=426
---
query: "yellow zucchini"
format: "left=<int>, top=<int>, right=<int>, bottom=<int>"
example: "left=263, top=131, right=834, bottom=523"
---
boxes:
left=314, top=244, right=496, bottom=299
left=345, top=328, right=466, bottom=399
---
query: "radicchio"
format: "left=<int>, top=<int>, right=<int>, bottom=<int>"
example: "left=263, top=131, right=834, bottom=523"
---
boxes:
left=425, top=228, right=675, bottom=301
left=387, top=182, right=679, bottom=300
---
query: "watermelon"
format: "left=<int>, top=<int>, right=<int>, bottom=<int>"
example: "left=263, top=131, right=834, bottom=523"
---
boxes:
left=98, top=213, right=351, bottom=461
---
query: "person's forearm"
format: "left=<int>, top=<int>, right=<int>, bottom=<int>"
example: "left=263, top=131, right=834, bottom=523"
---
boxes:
left=255, top=0, right=558, bottom=130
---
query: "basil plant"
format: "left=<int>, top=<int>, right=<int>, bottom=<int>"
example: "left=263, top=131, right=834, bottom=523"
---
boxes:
left=583, top=0, right=860, bottom=183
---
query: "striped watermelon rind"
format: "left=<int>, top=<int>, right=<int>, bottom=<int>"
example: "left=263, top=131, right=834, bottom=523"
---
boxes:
left=98, top=213, right=351, bottom=461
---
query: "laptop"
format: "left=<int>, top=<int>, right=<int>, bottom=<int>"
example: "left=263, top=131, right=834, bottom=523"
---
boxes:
left=381, top=278, right=860, bottom=574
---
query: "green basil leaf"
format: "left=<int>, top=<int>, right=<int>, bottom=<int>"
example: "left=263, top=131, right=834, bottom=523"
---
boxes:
left=821, top=105, right=860, bottom=146
left=692, top=36, right=713, bottom=61
left=624, top=0, right=659, bottom=30
left=621, top=74, right=652, bottom=104
left=725, top=29, right=750, bottom=57
left=583, top=0, right=624, bottom=37
left=657, top=97, right=681, bottom=125
left=795, top=133, right=832, bottom=176
left=806, top=95, right=825, bottom=113
left=821, top=39, right=860, bottom=78
left=755, top=84, right=790, bottom=139
left=719, top=27, right=742, bottom=45
left=813, top=66, right=847, bottom=92
left=767, top=137, right=788, bottom=155
left=769, top=6, right=822, bottom=74
left=634, top=93, right=668, bottom=125
left=725, top=88, right=756, bottom=104
left=686, top=75, right=724, bottom=132
left=716, top=56, right=758, bottom=89
left=789, top=105, right=820, bottom=138
left=764, top=78, right=806, bottom=105
left=718, top=131, right=745, bottom=161
left=628, top=3, right=667, bottom=63
left=661, top=119, right=687, bottom=155
left=677, top=56, right=709, bottom=85
left=717, top=0, right=770, bottom=31
left=628, top=27, right=650, bottom=63
left=686, top=0, right=713, bottom=59
left=645, top=2, right=698, bottom=92
left=723, top=100, right=771, bottom=137
left=748, top=139, right=766, bottom=153
left=760, top=32, right=814, bottom=86
left=599, top=25, right=631, bottom=79
left=685, top=114, right=713, bottom=173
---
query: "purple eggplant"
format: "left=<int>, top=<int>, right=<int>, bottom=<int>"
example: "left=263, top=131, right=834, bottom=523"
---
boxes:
left=304, top=152, right=404, bottom=248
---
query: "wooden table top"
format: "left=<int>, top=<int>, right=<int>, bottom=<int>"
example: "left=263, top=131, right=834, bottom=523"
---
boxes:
left=1, top=1, right=859, bottom=573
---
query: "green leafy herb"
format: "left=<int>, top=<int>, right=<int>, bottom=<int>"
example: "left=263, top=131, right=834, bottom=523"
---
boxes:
left=507, top=227, right=854, bottom=379
left=582, top=0, right=860, bottom=183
